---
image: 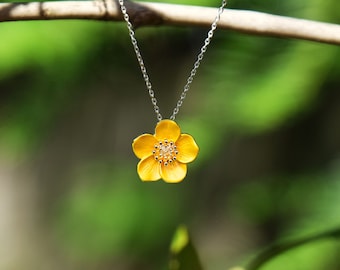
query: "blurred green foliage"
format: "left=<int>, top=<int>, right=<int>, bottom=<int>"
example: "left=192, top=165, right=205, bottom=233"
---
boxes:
left=0, top=20, right=103, bottom=154
left=55, top=163, right=181, bottom=261
left=1, top=0, right=340, bottom=269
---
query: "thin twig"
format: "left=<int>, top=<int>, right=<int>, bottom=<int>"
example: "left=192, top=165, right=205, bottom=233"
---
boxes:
left=0, top=1, right=340, bottom=45
left=247, top=228, right=340, bottom=270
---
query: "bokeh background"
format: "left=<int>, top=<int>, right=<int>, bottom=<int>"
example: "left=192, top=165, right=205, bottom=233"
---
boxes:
left=1, top=0, right=340, bottom=269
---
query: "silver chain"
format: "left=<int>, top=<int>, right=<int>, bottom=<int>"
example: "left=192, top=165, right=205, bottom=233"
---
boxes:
left=118, top=0, right=227, bottom=121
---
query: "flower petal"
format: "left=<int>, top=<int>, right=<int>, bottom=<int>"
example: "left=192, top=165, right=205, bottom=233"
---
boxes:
left=160, top=161, right=187, bottom=183
left=132, top=134, right=158, bottom=159
left=155, top=119, right=181, bottom=142
left=137, top=155, right=161, bottom=181
left=176, top=134, right=199, bottom=163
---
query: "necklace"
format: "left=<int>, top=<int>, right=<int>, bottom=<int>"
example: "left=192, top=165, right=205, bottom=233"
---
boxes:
left=119, top=0, right=227, bottom=183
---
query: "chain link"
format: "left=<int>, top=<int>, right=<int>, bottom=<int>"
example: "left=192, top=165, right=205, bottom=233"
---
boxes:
left=118, top=0, right=227, bottom=121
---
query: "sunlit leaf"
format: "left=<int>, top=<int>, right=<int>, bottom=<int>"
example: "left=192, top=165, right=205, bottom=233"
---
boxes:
left=169, top=225, right=204, bottom=270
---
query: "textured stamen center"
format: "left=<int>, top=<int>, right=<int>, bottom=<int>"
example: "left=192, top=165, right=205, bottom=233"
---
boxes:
left=152, top=139, right=178, bottom=165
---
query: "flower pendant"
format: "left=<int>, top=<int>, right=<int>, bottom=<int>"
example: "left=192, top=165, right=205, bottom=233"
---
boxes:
left=132, top=120, right=199, bottom=183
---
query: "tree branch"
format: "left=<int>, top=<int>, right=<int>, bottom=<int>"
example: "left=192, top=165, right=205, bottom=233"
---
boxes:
left=1, top=1, right=340, bottom=45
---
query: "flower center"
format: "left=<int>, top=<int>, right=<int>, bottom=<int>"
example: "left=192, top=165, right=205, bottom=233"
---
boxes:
left=152, top=139, right=178, bottom=166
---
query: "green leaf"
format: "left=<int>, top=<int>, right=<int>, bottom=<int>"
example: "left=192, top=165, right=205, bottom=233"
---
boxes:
left=169, top=225, right=204, bottom=270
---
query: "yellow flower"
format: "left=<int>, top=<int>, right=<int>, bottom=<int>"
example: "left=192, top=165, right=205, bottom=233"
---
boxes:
left=132, top=119, right=199, bottom=183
